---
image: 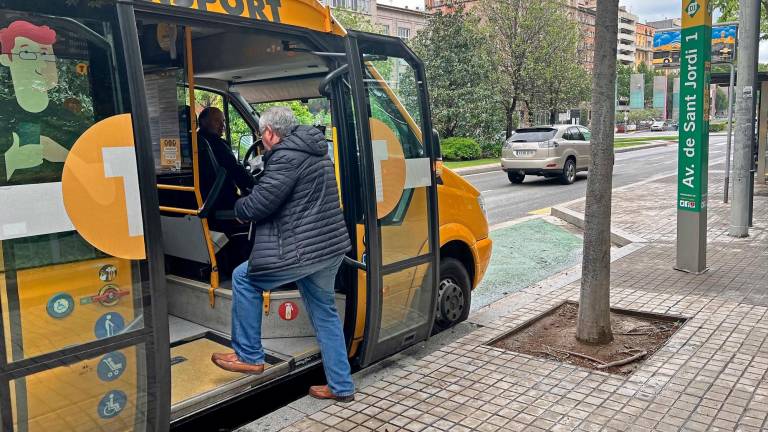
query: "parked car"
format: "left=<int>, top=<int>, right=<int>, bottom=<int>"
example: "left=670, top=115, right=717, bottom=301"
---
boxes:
left=650, top=121, right=666, bottom=132
left=500, top=125, right=591, bottom=185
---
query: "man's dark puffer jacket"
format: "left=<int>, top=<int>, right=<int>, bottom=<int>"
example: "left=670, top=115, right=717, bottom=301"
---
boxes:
left=234, top=125, right=351, bottom=275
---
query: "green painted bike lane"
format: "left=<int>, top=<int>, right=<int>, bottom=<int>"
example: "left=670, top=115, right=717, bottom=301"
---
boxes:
left=470, top=218, right=583, bottom=312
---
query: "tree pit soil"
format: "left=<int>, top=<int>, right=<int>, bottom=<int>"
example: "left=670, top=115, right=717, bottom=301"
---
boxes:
left=491, top=302, right=685, bottom=375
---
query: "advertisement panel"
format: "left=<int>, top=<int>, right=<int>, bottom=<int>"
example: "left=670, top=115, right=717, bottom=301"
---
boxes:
left=630, top=74, right=644, bottom=109
left=672, top=77, right=680, bottom=119
left=653, top=23, right=736, bottom=67
left=653, top=75, right=668, bottom=114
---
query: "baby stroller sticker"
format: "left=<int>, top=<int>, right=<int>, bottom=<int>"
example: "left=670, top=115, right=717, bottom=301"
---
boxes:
left=97, top=351, right=127, bottom=382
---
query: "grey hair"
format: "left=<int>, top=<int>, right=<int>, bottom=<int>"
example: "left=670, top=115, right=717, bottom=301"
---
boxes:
left=258, top=106, right=298, bottom=137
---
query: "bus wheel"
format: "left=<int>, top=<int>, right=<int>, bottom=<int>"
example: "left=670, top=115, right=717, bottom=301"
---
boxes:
left=434, top=258, right=471, bottom=332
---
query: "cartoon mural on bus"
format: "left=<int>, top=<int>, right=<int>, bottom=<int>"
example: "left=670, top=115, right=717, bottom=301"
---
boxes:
left=0, top=20, right=71, bottom=181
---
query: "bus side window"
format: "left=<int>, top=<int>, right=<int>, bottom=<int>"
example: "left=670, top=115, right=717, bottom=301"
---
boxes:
left=227, top=102, right=254, bottom=161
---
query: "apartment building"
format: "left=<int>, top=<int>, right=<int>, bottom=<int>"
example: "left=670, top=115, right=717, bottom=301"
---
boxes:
left=567, top=0, right=596, bottom=73
left=635, top=22, right=655, bottom=68
left=376, top=3, right=428, bottom=40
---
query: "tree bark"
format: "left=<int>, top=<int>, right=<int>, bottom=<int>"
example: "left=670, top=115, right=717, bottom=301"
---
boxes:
left=576, top=0, right=618, bottom=345
left=505, top=97, right=518, bottom=137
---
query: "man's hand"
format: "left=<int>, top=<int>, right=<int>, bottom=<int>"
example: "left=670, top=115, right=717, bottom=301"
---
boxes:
left=41, top=135, right=69, bottom=162
left=5, top=132, right=43, bottom=180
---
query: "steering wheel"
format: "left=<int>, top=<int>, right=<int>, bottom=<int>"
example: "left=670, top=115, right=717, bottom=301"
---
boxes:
left=242, top=139, right=264, bottom=175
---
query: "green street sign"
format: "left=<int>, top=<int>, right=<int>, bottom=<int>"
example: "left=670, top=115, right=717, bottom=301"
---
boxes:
left=677, top=3, right=711, bottom=213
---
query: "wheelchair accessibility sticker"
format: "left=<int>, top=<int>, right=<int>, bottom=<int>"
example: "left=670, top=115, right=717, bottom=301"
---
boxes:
left=94, top=312, right=125, bottom=339
left=97, top=351, right=127, bottom=382
left=97, top=390, right=127, bottom=419
left=46, top=293, right=74, bottom=319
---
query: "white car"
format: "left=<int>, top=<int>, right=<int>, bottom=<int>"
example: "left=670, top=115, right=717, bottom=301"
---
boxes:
left=650, top=121, right=666, bottom=131
left=500, top=125, right=591, bottom=185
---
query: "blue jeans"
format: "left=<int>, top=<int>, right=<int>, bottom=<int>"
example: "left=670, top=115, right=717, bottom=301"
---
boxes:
left=230, top=255, right=355, bottom=396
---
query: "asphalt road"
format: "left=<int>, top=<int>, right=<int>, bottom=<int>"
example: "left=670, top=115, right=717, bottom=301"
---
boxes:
left=467, top=135, right=728, bottom=226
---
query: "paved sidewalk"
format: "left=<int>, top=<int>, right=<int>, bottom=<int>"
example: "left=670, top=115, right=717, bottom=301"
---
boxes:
left=268, top=170, right=767, bottom=432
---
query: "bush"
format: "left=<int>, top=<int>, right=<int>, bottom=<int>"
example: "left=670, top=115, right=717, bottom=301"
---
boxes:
left=441, top=137, right=482, bottom=161
left=709, top=122, right=727, bottom=132
left=478, top=139, right=503, bottom=158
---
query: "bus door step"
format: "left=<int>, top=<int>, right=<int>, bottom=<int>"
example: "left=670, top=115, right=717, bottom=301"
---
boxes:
left=169, top=332, right=289, bottom=421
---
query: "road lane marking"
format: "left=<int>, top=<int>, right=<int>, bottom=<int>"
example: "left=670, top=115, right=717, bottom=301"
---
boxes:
left=528, top=207, right=551, bottom=215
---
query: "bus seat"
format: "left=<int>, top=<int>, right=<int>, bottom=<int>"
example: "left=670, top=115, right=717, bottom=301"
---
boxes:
left=161, top=215, right=228, bottom=264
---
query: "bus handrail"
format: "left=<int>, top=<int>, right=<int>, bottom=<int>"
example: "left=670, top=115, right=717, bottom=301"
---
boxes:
left=159, top=206, right=199, bottom=215
left=157, top=184, right=195, bottom=192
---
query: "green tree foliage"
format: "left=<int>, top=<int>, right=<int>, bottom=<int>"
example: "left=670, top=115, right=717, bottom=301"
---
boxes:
left=713, top=0, right=768, bottom=39
left=623, top=108, right=662, bottom=125
left=481, top=0, right=590, bottom=135
left=616, top=62, right=632, bottom=102
left=524, top=5, right=592, bottom=124
left=331, top=9, right=385, bottom=34
left=409, top=8, right=501, bottom=140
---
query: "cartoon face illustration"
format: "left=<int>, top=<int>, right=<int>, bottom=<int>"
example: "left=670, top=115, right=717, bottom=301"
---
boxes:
left=0, top=20, right=58, bottom=113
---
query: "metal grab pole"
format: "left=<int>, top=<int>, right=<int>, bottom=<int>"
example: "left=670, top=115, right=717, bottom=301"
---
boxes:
left=724, top=62, right=735, bottom=203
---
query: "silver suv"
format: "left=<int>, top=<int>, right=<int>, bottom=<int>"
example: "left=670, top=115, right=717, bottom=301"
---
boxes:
left=500, top=125, right=591, bottom=185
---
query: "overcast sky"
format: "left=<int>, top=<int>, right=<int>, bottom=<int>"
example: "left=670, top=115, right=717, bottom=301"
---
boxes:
left=387, top=0, right=768, bottom=62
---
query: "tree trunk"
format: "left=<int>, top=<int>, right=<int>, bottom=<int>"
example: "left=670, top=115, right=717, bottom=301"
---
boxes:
left=505, top=97, right=519, bottom=138
left=576, top=0, right=618, bottom=345
left=549, top=109, right=557, bottom=125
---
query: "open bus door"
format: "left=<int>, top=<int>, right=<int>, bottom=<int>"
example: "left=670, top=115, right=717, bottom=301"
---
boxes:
left=345, top=32, right=440, bottom=367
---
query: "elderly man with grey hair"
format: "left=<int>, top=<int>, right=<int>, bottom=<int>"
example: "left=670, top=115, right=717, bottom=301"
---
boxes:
left=211, top=107, right=355, bottom=402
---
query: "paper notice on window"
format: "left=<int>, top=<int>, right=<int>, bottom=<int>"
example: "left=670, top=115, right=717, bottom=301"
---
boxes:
left=144, top=71, right=182, bottom=172
left=161, top=138, right=181, bottom=170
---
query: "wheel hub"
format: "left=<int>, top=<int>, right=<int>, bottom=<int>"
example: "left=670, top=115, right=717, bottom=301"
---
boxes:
left=436, top=278, right=465, bottom=325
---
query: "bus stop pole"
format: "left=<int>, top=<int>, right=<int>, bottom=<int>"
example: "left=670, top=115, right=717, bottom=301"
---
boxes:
left=723, top=62, right=735, bottom=203
left=729, top=0, right=761, bottom=237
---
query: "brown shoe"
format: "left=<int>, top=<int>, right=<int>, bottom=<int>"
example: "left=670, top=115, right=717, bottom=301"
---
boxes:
left=308, top=385, right=355, bottom=403
left=211, top=352, right=265, bottom=374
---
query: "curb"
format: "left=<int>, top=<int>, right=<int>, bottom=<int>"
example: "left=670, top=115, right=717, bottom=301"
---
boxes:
left=452, top=142, right=673, bottom=176
left=450, top=163, right=500, bottom=176
left=614, top=141, right=671, bottom=153
left=550, top=206, right=646, bottom=247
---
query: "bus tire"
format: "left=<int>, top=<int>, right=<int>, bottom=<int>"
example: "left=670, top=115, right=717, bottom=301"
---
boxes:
left=434, top=258, right=471, bottom=333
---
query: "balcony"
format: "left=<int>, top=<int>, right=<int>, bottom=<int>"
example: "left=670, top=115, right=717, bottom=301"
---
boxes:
left=617, top=53, right=635, bottom=65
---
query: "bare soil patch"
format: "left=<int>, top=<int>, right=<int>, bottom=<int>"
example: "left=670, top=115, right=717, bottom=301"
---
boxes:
left=490, top=302, right=685, bottom=375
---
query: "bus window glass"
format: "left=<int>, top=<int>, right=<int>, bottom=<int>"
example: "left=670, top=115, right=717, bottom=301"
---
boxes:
left=253, top=98, right=334, bottom=158
left=9, top=344, right=149, bottom=431
left=363, top=59, right=430, bottom=264
left=0, top=11, right=148, bottom=361
left=228, top=102, right=253, bottom=160
left=361, top=56, right=434, bottom=341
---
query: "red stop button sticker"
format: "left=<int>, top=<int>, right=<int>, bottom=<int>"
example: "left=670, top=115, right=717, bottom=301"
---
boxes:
left=279, top=302, right=299, bottom=321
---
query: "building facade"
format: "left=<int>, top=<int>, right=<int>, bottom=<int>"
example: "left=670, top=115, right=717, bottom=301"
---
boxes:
left=647, top=18, right=682, bottom=30
left=567, top=0, right=596, bottom=73
left=375, top=3, right=428, bottom=40
left=616, top=6, right=638, bottom=65
left=323, top=0, right=376, bottom=15
left=635, top=22, right=655, bottom=68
